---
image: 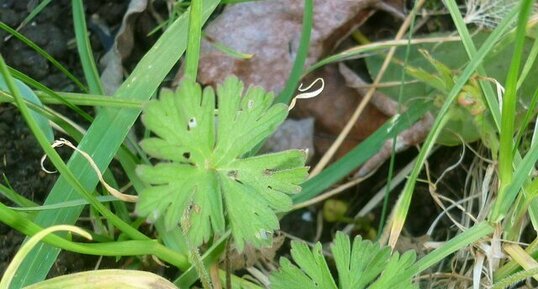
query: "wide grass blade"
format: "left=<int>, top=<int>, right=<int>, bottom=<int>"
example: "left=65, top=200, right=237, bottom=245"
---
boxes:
left=11, top=1, right=221, bottom=287
left=24, top=269, right=177, bottom=289
left=491, top=138, right=538, bottom=221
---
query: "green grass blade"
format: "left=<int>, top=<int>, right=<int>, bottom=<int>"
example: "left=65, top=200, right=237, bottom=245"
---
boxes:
left=0, top=202, right=189, bottom=269
left=408, top=222, right=493, bottom=275
left=174, top=233, right=229, bottom=288
left=495, top=237, right=538, bottom=281
left=72, top=0, right=104, bottom=94
left=517, top=22, right=538, bottom=89
left=32, top=91, right=143, bottom=108
left=378, top=6, right=417, bottom=235
left=0, top=225, right=91, bottom=289
left=306, top=36, right=462, bottom=75
left=8, top=67, right=93, bottom=121
left=184, top=0, right=203, bottom=81
left=11, top=1, right=221, bottom=287
left=0, top=22, right=87, bottom=92
left=443, top=0, right=506, bottom=131
left=15, top=0, right=53, bottom=33
left=204, top=33, right=253, bottom=59
left=293, top=101, right=430, bottom=204
left=0, top=91, right=84, bottom=140
left=388, top=7, right=518, bottom=247
left=9, top=196, right=118, bottom=211
left=275, top=0, right=313, bottom=104
left=493, top=267, right=538, bottom=289
left=0, top=183, right=37, bottom=208
left=491, top=0, right=535, bottom=222
left=491, top=140, right=538, bottom=221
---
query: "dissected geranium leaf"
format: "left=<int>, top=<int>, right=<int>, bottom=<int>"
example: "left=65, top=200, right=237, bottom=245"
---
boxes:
left=270, top=232, right=418, bottom=289
left=136, top=76, right=308, bottom=250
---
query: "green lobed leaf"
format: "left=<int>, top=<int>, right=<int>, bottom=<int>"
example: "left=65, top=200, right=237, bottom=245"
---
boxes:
left=137, top=76, right=308, bottom=250
left=270, top=232, right=417, bottom=289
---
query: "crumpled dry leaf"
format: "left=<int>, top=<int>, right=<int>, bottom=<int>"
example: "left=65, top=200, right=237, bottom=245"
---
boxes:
left=196, top=0, right=378, bottom=92
left=100, top=0, right=148, bottom=95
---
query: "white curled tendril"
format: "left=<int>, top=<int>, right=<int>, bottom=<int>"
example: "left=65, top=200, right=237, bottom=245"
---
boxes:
left=41, top=138, right=138, bottom=202
left=288, top=77, right=325, bottom=111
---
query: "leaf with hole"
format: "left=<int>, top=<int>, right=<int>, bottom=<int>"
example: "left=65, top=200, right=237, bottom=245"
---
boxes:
left=136, top=76, right=308, bottom=250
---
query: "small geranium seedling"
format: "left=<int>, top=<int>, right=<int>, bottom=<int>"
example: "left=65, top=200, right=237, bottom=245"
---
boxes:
left=136, top=76, right=308, bottom=250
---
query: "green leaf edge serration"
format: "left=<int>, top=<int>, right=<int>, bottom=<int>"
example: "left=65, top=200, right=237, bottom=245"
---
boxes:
left=136, top=76, right=308, bottom=251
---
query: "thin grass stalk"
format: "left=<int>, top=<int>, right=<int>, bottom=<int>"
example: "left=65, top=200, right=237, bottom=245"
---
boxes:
left=491, top=0, right=535, bottom=222
left=378, top=0, right=418, bottom=236
left=275, top=0, right=313, bottom=104
left=72, top=0, right=104, bottom=94
left=0, top=202, right=189, bottom=269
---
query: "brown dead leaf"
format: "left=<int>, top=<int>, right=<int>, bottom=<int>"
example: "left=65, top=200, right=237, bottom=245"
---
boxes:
left=100, top=0, right=148, bottom=95
left=195, top=0, right=377, bottom=92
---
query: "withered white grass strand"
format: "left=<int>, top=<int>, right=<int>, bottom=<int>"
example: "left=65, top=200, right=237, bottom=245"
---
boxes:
left=42, top=138, right=138, bottom=202
left=288, top=77, right=325, bottom=111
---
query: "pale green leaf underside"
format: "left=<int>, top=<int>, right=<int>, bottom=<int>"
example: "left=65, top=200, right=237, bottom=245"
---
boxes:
left=137, top=76, right=308, bottom=250
left=270, top=232, right=418, bottom=289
